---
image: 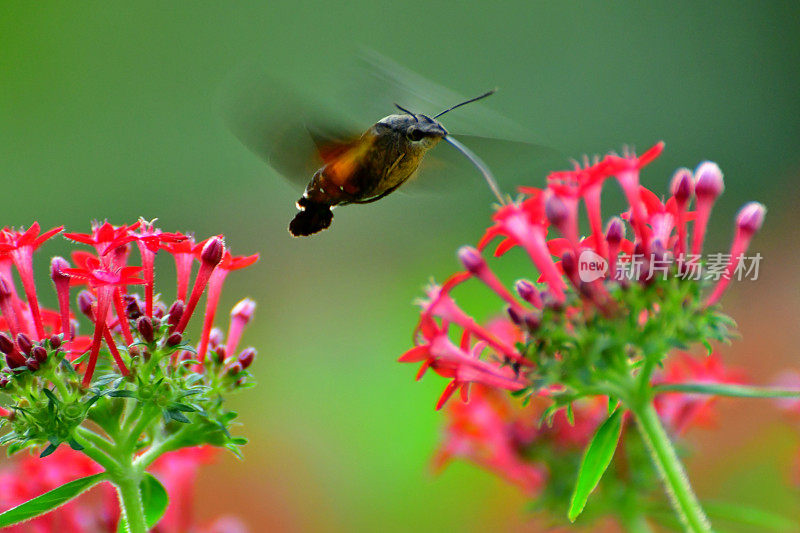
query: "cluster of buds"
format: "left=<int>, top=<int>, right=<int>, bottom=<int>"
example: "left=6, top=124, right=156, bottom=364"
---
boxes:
left=0, top=219, right=258, bottom=457
left=401, top=143, right=762, bottom=410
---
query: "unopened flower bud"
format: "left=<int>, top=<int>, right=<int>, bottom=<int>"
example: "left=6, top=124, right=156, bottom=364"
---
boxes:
left=50, top=256, right=71, bottom=283
left=230, top=299, right=256, bottom=325
left=523, top=313, right=541, bottom=332
left=506, top=305, right=522, bottom=326
left=226, top=362, right=243, bottom=377
left=5, top=352, right=26, bottom=369
left=49, top=335, right=62, bottom=350
left=25, top=358, right=39, bottom=371
left=605, top=217, right=625, bottom=245
left=129, top=346, right=141, bottom=360
left=670, top=168, right=694, bottom=204
left=694, top=161, right=724, bottom=199
left=514, top=280, right=542, bottom=308
left=16, top=334, right=32, bottom=356
left=200, top=236, right=225, bottom=266
left=237, top=347, right=256, bottom=369
left=153, top=302, right=167, bottom=320
left=77, top=290, right=96, bottom=319
left=208, top=327, right=224, bottom=348
left=166, top=332, right=182, bottom=347
left=136, top=316, right=154, bottom=343
left=736, top=202, right=766, bottom=236
left=214, top=346, right=226, bottom=364
left=545, top=192, right=569, bottom=227
left=0, top=375, right=8, bottom=388
left=32, top=346, right=47, bottom=364
left=167, top=300, right=184, bottom=331
left=0, top=333, right=14, bottom=355
left=124, top=294, right=143, bottom=320
left=457, top=246, right=485, bottom=275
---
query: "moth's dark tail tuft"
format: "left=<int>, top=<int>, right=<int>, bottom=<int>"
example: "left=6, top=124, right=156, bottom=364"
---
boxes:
left=289, top=198, right=333, bottom=237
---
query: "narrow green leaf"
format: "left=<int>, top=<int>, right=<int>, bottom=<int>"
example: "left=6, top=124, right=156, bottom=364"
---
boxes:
left=163, top=408, right=190, bottom=423
left=116, top=473, right=169, bottom=532
left=654, top=382, right=800, bottom=399
left=704, top=500, right=797, bottom=531
left=0, top=473, right=107, bottom=527
left=568, top=408, right=623, bottom=522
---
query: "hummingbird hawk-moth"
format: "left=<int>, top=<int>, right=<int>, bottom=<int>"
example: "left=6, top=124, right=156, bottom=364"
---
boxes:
left=223, top=53, right=554, bottom=237
left=289, top=91, right=502, bottom=236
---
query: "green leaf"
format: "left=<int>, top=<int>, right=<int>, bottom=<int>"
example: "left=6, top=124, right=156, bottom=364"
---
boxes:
left=116, top=473, right=169, bottom=533
left=568, top=408, right=623, bottom=522
left=106, top=390, right=137, bottom=398
left=704, top=500, right=797, bottom=531
left=654, top=382, right=800, bottom=399
left=0, top=473, right=107, bottom=527
left=163, top=408, right=190, bottom=423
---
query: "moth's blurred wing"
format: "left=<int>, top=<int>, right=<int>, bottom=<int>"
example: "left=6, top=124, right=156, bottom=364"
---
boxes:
left=351, top=50, right=544, bottom=145
left=221, top=71, right=361, bottom=190
left=405, top=134, right=565, bottom=195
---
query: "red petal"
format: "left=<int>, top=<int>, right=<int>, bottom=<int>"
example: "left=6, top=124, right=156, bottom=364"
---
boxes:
left=398, top=345, right=430, bottom=363
left=435, top=381, right=460, bottom=410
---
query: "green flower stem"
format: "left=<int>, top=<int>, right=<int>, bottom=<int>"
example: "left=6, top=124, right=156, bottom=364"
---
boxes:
left=629, top=400, right=711, bottom=533
left=135, top=425, right=190, bottom=469
left=114, top=468, right=147, bottom=533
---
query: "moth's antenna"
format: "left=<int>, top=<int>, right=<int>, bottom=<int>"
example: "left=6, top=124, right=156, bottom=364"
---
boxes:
left=433, top=89, right=497, bottom=119
left=394, top=103, right=417, bottom=120
left=445, top=135, right=507, bottom=205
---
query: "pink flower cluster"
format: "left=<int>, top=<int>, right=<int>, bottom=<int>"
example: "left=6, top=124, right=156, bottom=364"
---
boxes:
left=400, top=143, right=764, bottom=409
left=0, top=220, right=258, bottom=386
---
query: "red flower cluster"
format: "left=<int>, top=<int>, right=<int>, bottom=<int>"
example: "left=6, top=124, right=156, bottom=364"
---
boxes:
left=401, top=143, right=764, bottom=409
left=0, top=446, right=247, bottom=533
left=0, top=220, right=259, bottom=387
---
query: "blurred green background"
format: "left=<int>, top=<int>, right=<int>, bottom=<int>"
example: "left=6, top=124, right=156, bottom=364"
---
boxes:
left=2, top=2, right=799, bottom=531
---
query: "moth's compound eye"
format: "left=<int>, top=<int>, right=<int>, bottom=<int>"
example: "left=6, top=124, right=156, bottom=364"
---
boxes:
left=406, top=128, right=425, bottom=142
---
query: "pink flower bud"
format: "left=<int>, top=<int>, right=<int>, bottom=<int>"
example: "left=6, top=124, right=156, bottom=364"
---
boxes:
left=16, top=334, right=32, bottom=356
left=25, top=358, right=39, bottom=371
left=166, top=332, right=182, bottom=347
left=77, top=290, right=96, bottom=319
left=200, top=236, right=225, bottom=266
left=50, top=256, right=71, bottom=283
left=226, top=362, right=243, bottom=377
left=544, top=192, right=568, bottom=227
left=237, top=347, right=256, bottom=369
left=514, top=279, right=542, bottom=308
left=0, top=333, right=13, bottom=354
left=167, top=300, right=184, bottom=330
left=230, top=298, right=256, bottom=325
left=136, top=316, right=154, bottom=343
left=694, top=161, right=724, bottom=199
left=49, top=335, right=61, bottom=349
left=208, top=327, right=224, bottom=348
left=5, top=352, right=26, bottom=369
left=670, top=168, right=694, bottom=204
left=214, top=346, right=226, bottom=364
left=605, top=217, right=625, bottom=245
left=458, top=246, right=485, bottom=274
left=736, top=202, right=766, bottom=235
left=32, top=345, right=47, bottom=363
